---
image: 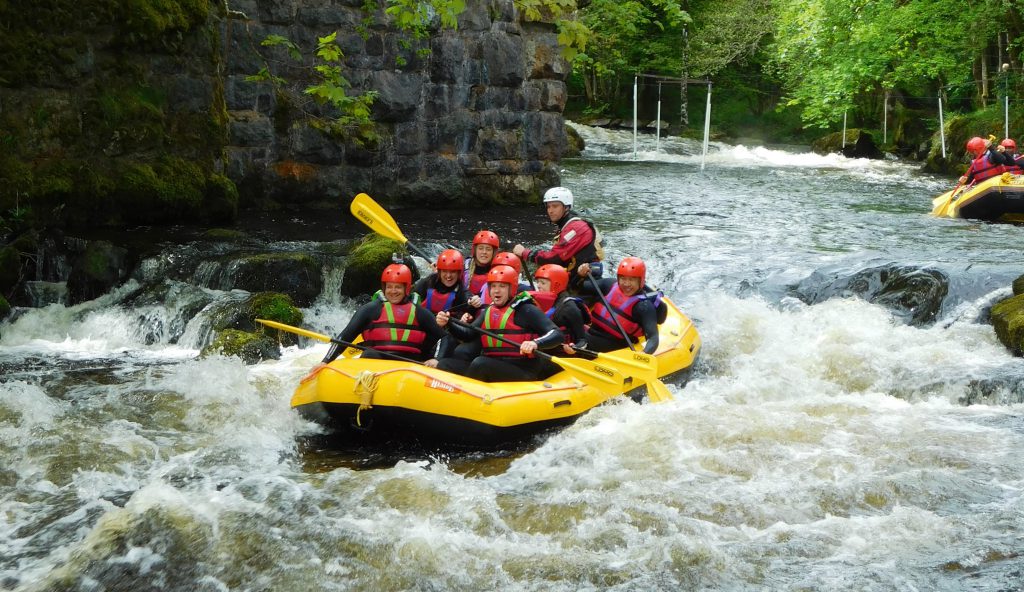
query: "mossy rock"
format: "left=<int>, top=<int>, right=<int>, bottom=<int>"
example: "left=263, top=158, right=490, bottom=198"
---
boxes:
left=226, top=253, right=322, bottom=307
left=990, top=294, right=1024, bottom=355
left=203, top=228, right=247, bottom=242
left=203, top=174, right=239, bottom=225
left=0, top=293, right=10, bottom=320
left=1012, top=273, right=1024, bottom=296
left=200, top=329, right=280, bottom=364
left=565, top=124, right=585, bottom=157
left=341, top=234, right=408, bottom=297
left=0, top=246, right=21, bottom=293
left=247, top=292, right=302, bottom=347
left=66, top=240, right=131, bottom=304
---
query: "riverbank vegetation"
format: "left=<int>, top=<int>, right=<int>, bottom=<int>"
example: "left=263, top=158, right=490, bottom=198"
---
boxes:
left=562, top=0, right=1024, bottom=154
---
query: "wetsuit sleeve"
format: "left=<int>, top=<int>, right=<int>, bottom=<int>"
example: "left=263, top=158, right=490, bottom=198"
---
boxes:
left=554, top=302, right=588, bottom=346
left=525, top=219, right=594, bottom=266
left=322, top=301, right=382, bottom=363
left=515, top=304, right=563, bottom=350
left=577, top=277, right=616, bottom=297
left=447, top=313, right=482, bottom=342
left=632, top=300, right=661, bottom=354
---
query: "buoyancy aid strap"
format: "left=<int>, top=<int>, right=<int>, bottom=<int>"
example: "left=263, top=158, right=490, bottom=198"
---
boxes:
left=483, top=307, right=515, bottom=349
left=383, top=301, right=416, bottom=342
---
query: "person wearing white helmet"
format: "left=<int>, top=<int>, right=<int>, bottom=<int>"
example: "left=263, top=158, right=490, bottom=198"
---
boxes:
left=513, top=186, right=605, bottom=291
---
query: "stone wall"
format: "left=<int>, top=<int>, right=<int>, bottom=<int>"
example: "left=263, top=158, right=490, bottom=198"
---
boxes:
left=223, top=0, right=570, bottom=208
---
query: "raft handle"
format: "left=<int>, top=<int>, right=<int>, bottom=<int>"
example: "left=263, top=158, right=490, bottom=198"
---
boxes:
left=553, top=400, right=572, bottom=408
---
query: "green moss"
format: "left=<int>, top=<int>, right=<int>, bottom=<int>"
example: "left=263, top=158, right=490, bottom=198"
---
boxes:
left=248, top=292, right=303, bottom=327
left=202, top=174, right=238, bottom=224
left=1012, top=274, right=1024, bottom=297
left=991, top=294, right=1024, bottom=355
left=200, top=329, right=279, bottom=364
left=0, top=293, right=9, bottom=319
left=342, top=233, right=407, bottom=297
left=121, top=0, right=210, bottom=42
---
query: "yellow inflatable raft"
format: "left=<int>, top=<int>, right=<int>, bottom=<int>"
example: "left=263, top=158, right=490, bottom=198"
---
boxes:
left=290, top=296, right=701, bottom=446
left=932, top=172, right=1024, bottom=222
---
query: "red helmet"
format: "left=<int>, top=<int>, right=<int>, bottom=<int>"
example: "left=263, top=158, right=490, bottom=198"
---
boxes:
left=491, top=251, right=522, bottom=275
left=435, top=249, right=464, bottom=272
left=1001, top=138, right=1017, bottom=151
left=617, top=256, right=647, bottom=285
left=381, top=263, right=413, bottom=294
left=966, top=136, right=987, bottom=157
left=535, top=264, right=569, bottom=295
left=472, top=230, right=500, bottom=249
left=486, top=264, right=518, bottom=286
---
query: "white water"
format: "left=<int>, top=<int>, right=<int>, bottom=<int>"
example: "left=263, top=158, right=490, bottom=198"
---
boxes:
left=3, top=126, right=1024, bottom=590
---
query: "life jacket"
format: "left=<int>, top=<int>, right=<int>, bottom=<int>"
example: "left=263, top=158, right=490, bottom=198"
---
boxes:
left=558, top=216, right=606, bottom=280
left=463, top=260, right=491, bottom=295
left=529, top=290, right=590, bottom=344
left=590, top=284, right=664, bottom=340
left=480, top=300, right=539, bottom=357
left=360, top=296, right=427, bottom=355
left=969, top=153, right=1010, bottom=183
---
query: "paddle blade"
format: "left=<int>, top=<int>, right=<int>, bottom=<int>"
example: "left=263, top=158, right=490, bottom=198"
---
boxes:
left=256, top=319, right=331, bottom=342
left=351, top=193, right=408, bottom=244
left=645, top=379, right=673, bottom=403
left=596, top=350, right=657, bottom=380
left=550, top=356, right=627, bottom=395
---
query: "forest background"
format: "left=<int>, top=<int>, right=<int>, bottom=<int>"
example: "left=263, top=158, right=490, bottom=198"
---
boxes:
left=559, top=0, right=1024, bottom=159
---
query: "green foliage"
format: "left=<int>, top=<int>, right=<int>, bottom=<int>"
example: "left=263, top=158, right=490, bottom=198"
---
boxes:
left=568, top=0, right=689, bottom=108
left=768, top=0, right=1008, bottom=127
left=248, top=32, right=378, bottom=141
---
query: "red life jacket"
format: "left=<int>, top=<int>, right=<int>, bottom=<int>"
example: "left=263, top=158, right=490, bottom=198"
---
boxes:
left=464, top=261, right=490, bottom=295
left=590, top=284, right=648, bottom=340
left=423, top=287, right=457, bottom=314
left=969, top=153, right=1009, bottom=183
left=480, top=304, right=538, bottom=357
left=360, top=300, right=427, bottom=355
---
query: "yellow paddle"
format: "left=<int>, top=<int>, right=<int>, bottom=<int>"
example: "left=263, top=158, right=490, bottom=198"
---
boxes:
left=350, top=192, right=433, bottom=261
left=586, top=272, right=673, bottom=403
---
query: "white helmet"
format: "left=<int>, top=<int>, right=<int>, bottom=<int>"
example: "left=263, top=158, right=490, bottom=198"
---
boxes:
left=542, top=187, right=573, bottom=208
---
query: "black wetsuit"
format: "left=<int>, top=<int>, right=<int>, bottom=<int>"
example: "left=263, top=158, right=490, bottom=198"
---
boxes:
left=580, top=278, right=661, bottom=355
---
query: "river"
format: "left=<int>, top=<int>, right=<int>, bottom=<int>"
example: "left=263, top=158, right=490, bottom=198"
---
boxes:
left=2, top=125, right=1023, bottom=590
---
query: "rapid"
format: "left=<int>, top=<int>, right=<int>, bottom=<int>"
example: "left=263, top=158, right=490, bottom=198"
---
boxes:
left=2, top=124, right=1023, bottom=590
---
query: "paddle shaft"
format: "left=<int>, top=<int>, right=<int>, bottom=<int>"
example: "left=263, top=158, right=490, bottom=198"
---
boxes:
left=587, top=272, right=637, bottom=352
left=255, top=318, right=425, bottom=365
left=448, top=316, right=555, bottom=360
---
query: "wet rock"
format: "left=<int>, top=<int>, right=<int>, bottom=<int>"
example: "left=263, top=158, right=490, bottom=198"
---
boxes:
left=812, top=129, right=883, bottom=159
left=565, top=123, right=584, bottom=157
left=201, top=329, right=281, bottom=363
left=990, top=294, right=1024, bottom=355
left=1012, top=273, right=1024, bottom=296
left=0, top=294, right=9, bottom=320
left=791, top=264, right=949, bottom=325
left=67, top=240, right=132, bottom=305
left=223, top=253, right=322, bottom=307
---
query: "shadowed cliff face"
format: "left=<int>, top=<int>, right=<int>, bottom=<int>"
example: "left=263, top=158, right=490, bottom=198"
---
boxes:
left=0, top=0, right=571, bottom=235
left=224, top=0, right=570, bottom=208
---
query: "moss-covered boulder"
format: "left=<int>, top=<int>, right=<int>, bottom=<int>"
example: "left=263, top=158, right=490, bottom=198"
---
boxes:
left=341, top=233, right=408, bottom=297
left=225, top=253, right=322, bottom=307
left=66, top=240, right=131, bottom=304
left=0, top=293, right=10, bottom=320
left=1012, top=273, right=1024, bottom=296
left=200, top=329, right=280, bottom=364
left=991, top=294, right=1024, bottom=355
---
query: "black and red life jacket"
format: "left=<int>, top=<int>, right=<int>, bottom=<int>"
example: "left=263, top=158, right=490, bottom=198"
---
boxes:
left=360, top=297, right=427, bottom=355
left=480, top=303, right=539, bottom=357
left=529, top=290, right=590, bottom=344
